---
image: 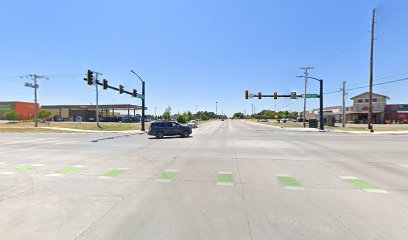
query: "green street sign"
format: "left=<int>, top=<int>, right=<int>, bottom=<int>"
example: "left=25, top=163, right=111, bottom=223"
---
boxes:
left=302, top=94, right=319, bottom=98
left=137, top=94, right=145, bottom=100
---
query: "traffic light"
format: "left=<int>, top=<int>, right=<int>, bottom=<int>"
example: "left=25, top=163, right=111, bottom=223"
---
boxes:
left=258, top=92, right=262, bottom=99
left=274, top=92, right=278, bottom=99
left=132, top=89, right=137, bottom=98
left=119, top=85, right=124, bottom=94
left=103, top=79, right=108, bottom=90
left=291, top=91, right=297, bottom=99
left=87, top=70, right=94, bottom=86
left=245, top=90, right=249, bottom=99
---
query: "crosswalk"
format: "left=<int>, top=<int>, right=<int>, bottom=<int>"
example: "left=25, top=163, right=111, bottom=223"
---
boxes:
left=1, top=160, right=406, bottom=194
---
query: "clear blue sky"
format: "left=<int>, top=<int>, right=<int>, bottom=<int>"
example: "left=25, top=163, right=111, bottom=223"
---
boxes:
left=1, top=0, right=407, bottom=116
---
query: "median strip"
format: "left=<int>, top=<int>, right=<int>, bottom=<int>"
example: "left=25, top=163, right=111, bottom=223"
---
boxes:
left=217, top=171, right=234, bottom=186
left=276, top=174, right=304, bottom=190
left=100, top=168, right=129, bottom=179
left=156, top=169, right=179, bottom=182
left=340, top=176, right=388, bottom=193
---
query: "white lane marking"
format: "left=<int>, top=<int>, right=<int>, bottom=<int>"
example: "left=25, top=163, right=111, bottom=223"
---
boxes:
left=2, top=138, right=58, bottom=145
left=117, top=167, right=130, bottom=171
left=217, top=171, right=232, bottom=174
left=276, top=174, right=292, bottom=177
left=364, top=189, right=389, bottom=193
left=216, top=182, right=234, bottom=186
left=155, top=179, right=171, bottom=183
left=99, top=176, right=113, bottom=179
left=54, top=140, right=78, bottom=145
left=46, top=173, right=63, bottom=177
left=339, top=176, right=359, bottom=180
left=73, top=165, right=84, bottom=168
left=396, top=164, right=408, bottom=169
left=284, top=186, right=305, bottom=191
left=32, top=164, right=44, bottom=167
left=0, top=162, right=4, bottom=165
left=0, top=171, right=14, bottom=175
left=0, top=146, right=40, bottom=155
left=165, top=169, right=179, bottom=172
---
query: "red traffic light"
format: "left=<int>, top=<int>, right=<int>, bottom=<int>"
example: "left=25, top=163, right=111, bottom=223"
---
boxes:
left=132, top=89, right=137, bottom=97
left=119, top=85, right=124, bottom=94
left=245, top=90, right=249, bottom=99
left=258, top=92, right=262, bottom=99
left=274, top=92, right=278, bottom=99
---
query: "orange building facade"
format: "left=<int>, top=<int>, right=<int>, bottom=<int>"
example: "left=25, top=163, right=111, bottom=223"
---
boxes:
left=0, top=101, right=39, bottom=120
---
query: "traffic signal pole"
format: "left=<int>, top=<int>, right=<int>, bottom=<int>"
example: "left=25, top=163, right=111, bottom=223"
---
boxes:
left=130, top=70, right=146, bottom=131
left=142, top=80, right=145, bottom=131
left=319, top=79, right=324, bottom=131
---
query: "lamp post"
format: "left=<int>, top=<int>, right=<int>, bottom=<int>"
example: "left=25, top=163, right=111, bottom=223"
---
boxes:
left=130, top=70, right=146, bottom=131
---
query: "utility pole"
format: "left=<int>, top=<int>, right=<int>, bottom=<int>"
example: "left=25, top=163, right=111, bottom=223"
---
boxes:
left=94, top=72, right=102, bottom=128
left=342, top=81, right=347, bottom=127
left=300, top=66, right=314, bottom=127
left=216, top=102, right=218, bottom=115
left=195, top=105, right=198, bottom=114
left=154, top=106, right=157, bottom=119
left=24, top=74, right=46, bottom=127
left=251, top=103, right=254, bottom=115
left=368, top=8, right=376, bottom=132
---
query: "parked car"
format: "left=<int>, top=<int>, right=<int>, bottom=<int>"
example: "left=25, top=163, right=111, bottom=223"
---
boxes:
left=148, top=121, right=192, bottom=138
left=188, top=120, right=198, bottom=128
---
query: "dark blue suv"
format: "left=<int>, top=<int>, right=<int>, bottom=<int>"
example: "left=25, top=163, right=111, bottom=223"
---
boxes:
left=148, top=121, right=192, bottom=138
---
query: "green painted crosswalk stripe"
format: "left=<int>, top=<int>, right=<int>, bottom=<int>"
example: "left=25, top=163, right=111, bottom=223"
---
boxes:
left=217, top=171, right=233, bottom=185
left=103, top=169, right=127, bottom=178
left=160, top=171, right=177, bottom=180
left=340, top=176, right=387, bottom=193
left=55, top=167, right=79, bottom=175
left=12, top=166, right=34, bottom=173
left=276, top=174, right=304, bottom=190
left=156, top=169, right=179, bottom=182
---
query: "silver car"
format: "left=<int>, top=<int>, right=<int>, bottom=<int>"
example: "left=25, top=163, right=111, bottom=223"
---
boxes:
left=187, top=120, right=198, bottom=128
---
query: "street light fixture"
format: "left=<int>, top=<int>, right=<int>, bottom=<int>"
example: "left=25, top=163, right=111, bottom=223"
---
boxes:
left=130, top=69, right=146, bottom=131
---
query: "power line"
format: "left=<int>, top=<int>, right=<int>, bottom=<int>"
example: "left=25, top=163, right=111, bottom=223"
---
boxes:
left=324, top=77, right=408, bottom=95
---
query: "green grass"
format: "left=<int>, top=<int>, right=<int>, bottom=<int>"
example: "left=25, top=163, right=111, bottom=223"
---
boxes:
left=0, top=121, right=145, bottom=131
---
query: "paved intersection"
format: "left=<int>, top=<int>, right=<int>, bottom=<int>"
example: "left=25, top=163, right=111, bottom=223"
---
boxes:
left=0, top=120, right=407, bottom=240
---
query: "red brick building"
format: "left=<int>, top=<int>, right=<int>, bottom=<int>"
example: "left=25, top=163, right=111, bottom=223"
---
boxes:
left=0, top=101, right=39, bottom=120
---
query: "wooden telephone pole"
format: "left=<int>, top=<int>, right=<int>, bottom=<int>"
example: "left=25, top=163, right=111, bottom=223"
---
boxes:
left=368, top=8, right=376, bottom=132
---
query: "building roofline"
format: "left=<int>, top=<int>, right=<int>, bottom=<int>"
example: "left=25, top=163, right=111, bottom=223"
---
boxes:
left=350, top=92, right=390, bottom=99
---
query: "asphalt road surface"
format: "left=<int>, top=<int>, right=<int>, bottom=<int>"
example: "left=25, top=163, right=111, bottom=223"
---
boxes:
left=0, top=120, right=407, bottom=240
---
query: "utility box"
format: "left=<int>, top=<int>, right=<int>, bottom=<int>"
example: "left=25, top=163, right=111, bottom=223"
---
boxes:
left=309, top=119, right=318, bottom=128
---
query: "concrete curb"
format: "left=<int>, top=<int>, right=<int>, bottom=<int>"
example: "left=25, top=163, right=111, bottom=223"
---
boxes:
left=0, top=126, right=146, bottom=133
left=246, top=121, right=408, bottom=135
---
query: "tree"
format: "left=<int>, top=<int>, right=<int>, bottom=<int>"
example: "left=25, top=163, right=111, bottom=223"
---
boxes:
left=3, top=110, right=20, bottom=121
left=38, top=110, right=52, bottom=119
left=163, top=106, right=171, bottom=121
left=232, top=112, right=245, bottom=119
left=176, top=114, right=186, bottom=123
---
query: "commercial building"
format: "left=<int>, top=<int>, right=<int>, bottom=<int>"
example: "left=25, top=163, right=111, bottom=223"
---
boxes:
left=0, top=101, right=39, bottom=120
left=307, top=92, right=408, bottom=124
left=41, top=104, right=146, bottom=122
